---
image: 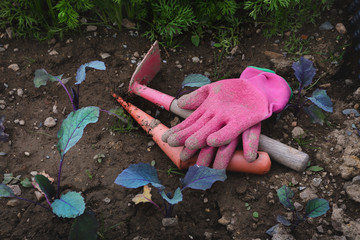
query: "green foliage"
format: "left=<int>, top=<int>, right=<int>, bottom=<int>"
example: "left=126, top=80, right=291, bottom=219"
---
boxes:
left=0, top=0, right=93, bottom=40
left=143, top=0, right=197, bottom=48
left=244, top=0, right=333, bottom=38
left=284, top=34, right=310, bottom=60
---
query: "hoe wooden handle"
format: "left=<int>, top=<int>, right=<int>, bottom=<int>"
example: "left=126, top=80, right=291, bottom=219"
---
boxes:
left=169, top=100, right=309, bottom=172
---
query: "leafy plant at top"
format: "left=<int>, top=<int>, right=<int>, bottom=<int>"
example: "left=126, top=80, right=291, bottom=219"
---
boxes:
left=115, top=163, right=226, bottom=218
left=274, top=185, right=329, bottom=231
left=288, top=57, right=333, bottom=125
left=0, top=116, right=9, bottom=142
left=143, top=0, right=198, bottom=48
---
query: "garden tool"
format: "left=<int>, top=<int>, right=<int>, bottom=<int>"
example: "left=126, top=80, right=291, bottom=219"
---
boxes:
left=128, top=41, right=309, bottom=172
left=112, top=93, right=271, bottom=174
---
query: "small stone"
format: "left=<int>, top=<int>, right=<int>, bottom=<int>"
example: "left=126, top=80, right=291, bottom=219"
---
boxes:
left=24, top=152, right=30, bottom=157
left=19, top=120, right=25, bottom=126
left=292, top=126, right=305, bottom=138
left=7, top=199, right=19, bottom=207
left=203, top=197, right=208, bottom=203
left=345, top=79, right=353, bottom=85
left=218, top=216, right=230, bottom=225
left=335, top=23, right=347, bottom=34
left=103, top=197, right=111, bottom=204
left=264, top=50, right=283, bottom=59
left=17, top=88, right=24, bottom=97
left=346, top=182, right=360, bottom=203
left=147, top=141, right=155, bottom=147
left=299, top=188, right=318, bottom=201
left=9, top=185, right=21, bottom=195
left=8, top=64, right=19, bottom=71
left=49, top=50, right=58, bottom=55
left=44, top=117, right=56, bottom=128
left=162, top=217, right=178, bottom=227
left=192, top=57, right=200, bottom=63
left=319, top=21, right=334, bottom=31
left=294, top=202, right=303, bottom=211
left=30, top=171, right=38, bottom=176
left=86, top=25, right=97, bottom=32
left=133, top=52, right=140, bottom=58
left=0, top=47, right=5, bottom=52
left=291, top=121, right=297, bottom=127
left=312, top=177, right=322, bottom=187
left=100, top=53, right=111, bottom=59
left=204, top=232, right=212, bottom=240
left=317, top=225, right=324, bottom=233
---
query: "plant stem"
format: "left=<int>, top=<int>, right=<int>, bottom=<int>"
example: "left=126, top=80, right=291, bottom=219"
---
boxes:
left=57, top=157, right=65, bottom=198
left=55, top=76, right=76, bottom=111
left=14, top=196, right=52, bottom=211
left=100, top=109, right=128, bottom=124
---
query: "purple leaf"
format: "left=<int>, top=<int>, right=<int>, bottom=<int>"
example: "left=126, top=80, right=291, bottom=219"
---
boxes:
left=292, top=57, right=316, bottom=89
left=277, top=215, right=291, bottom=226
left=277, top=185, right=295, bottom=210
left=181, top=74, right=211, bottom=88
left=181, top=165, right=226, bottom=190
left=0, top=116, right=9, bottom=142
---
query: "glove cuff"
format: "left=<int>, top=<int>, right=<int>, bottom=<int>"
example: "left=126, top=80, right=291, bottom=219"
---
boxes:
left=241, top=67, right=292, bottom=115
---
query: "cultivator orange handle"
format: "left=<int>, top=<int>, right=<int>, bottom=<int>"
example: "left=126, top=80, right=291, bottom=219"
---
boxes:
left=113, top=93, right=271, bottom=174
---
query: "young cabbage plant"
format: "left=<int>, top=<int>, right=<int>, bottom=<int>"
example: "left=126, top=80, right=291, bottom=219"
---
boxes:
left=290, top=57, right=333, bottom=125
left=0, top=106, right=99, bottom=239
left=115, top=163, right=227, bottom=218
left=275, top=185, right=329, bottom=231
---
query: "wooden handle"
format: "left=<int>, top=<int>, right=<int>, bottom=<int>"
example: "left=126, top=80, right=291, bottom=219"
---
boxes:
left=169, top=99, right=309, bottom=172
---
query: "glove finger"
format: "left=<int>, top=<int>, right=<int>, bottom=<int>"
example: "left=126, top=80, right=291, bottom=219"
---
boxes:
left=167, top=112, right=215, bottom=147
left=162, top=108, right=205, bottom=143
left=179, top=147, right=199, bottom=162
left=184, top=115, right=225, bottom=150
left=242, top=123, right=261, bottom=162
left=196, top=146, right=217, bottom=167
left=212, top=137, right=239, bottom=170
left=177, top=85, right=210, bottom=110
left=206, top=120, right=245, bottom=147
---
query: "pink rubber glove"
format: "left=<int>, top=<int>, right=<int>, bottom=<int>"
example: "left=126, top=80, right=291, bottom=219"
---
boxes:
left=162, top=67, right=291, bottom=169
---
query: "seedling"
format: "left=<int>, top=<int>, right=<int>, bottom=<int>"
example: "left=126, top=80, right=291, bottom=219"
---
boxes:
left=288, top=57, right=333, bottom=125
left=0, top=61, right=117, bottom=239
left=115, top=163, right=226, bottom=218
left=275, top=185, right=329, bottom=231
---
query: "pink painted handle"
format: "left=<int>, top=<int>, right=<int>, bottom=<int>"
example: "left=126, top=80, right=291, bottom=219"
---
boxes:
left=131, top=82, right=175, bottom=110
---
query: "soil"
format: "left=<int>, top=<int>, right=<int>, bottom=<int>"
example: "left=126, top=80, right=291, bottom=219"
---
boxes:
left=1, top=2, right=360, bottom=240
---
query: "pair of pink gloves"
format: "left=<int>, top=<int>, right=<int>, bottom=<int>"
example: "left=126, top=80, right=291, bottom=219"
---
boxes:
left=162, top=67, right=292, bottom=169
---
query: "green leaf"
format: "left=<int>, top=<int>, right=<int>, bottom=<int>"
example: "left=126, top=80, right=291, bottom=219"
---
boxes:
left=20, top=178, right=32, bottom=188
left=277, top=185, right=295, bottom=210
left=0, top=184, right=14, bottom=197
left=214, top=43, right=222, bottom=48
left=307, top=165, right=324, bottom=172
left=160, top=188, right=183, bottom=205
left=191, top=35, right=200, bottom=47
left=69, top=209, right=98, bottom=240
left=35, top=175, right=56, bottom=199
left=305, top=198, right=329, bottom=218
left=34, top=69, right=62, bottom=88
left=2, top=173, right=13, bottom=184
left=304, top=104, right=326, bottom=125
left=253, top=211, right=259, bottom=218
left=52, top=191, right=85, bottom=218
left=57, top=107, right=100, bottom=158
left=181, top=74, right=211, bottom=88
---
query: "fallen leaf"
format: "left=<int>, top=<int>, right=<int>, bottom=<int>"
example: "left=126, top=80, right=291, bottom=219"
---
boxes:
left=132, top=185, right=152, bottom=204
